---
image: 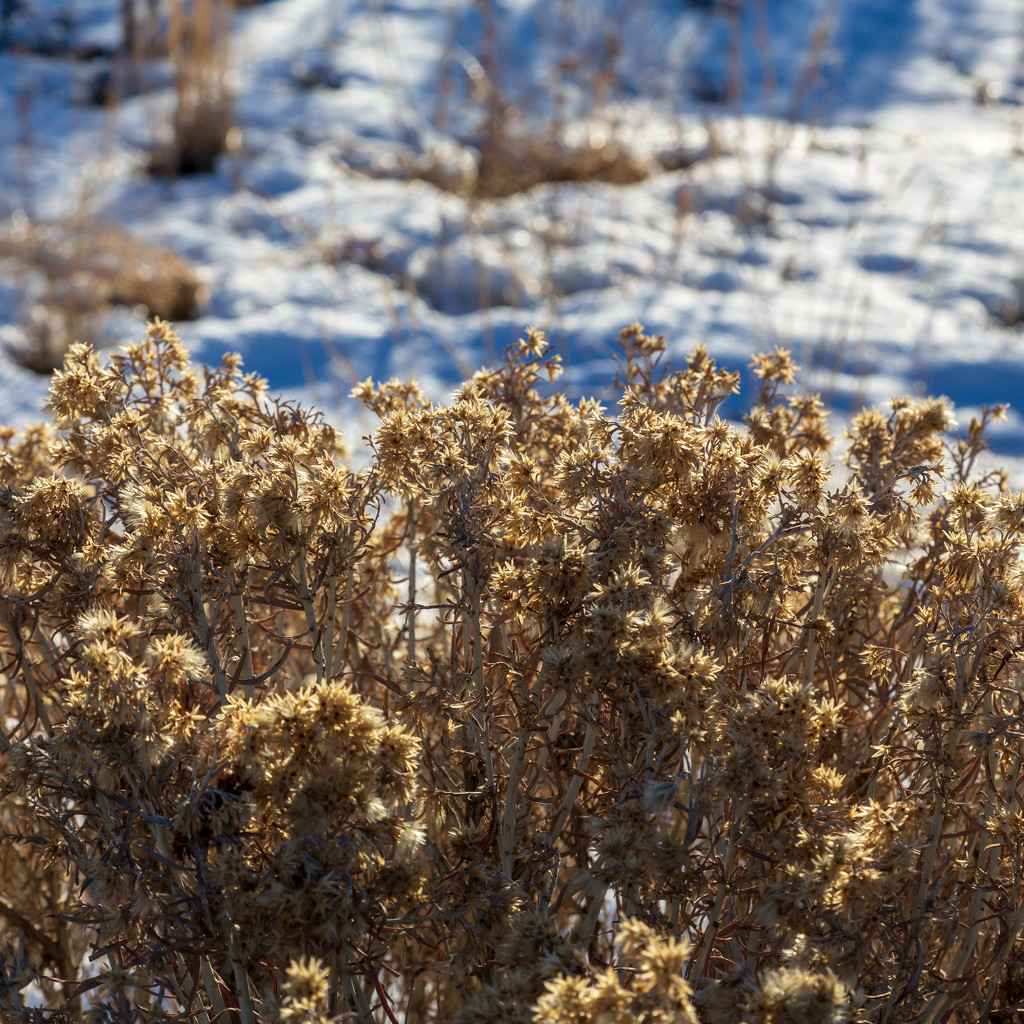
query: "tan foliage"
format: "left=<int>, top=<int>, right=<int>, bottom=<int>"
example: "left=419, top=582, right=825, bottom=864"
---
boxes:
left=0, top=217, right=203, bottom=372
left=0, top=320, right=1022, bottom=1024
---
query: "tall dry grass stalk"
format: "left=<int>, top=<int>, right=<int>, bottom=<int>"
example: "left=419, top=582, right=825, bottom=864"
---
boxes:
left=154, top=0, right=235, bottom=174
left=0, top=320, right=1023, bottom=1023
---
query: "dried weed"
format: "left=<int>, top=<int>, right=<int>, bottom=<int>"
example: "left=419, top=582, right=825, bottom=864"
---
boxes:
left=0, top=321, right=1021, bottom=1024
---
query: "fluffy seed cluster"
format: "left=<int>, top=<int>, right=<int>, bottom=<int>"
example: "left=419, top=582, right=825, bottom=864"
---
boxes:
left=0, top=319, right=1022, bottom=1024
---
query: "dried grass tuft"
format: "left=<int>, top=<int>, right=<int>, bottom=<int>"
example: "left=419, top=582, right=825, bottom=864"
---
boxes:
left=0, top=217, right=204, bottom=371
left=150, top=0, right=235, bottom=176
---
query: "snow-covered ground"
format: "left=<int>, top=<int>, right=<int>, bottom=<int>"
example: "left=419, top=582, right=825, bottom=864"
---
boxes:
left=2, top=0, right=1024, bottom=465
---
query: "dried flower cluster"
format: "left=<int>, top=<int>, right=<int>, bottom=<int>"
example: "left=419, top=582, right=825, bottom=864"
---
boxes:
left=1, top=319, right=1022, bottom=1024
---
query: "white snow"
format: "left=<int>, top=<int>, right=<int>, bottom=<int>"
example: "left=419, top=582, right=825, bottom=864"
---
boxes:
left=2, top=0, right=1024, bottom=467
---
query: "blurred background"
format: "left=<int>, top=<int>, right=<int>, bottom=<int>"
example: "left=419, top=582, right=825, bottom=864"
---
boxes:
left=1, top=0, right=1024, bottom=459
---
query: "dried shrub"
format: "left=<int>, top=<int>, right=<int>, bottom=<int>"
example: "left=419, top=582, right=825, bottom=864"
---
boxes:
left=0, top=217, right=204, bottom=372
left=0, top=321, right=1023, bottom=1024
